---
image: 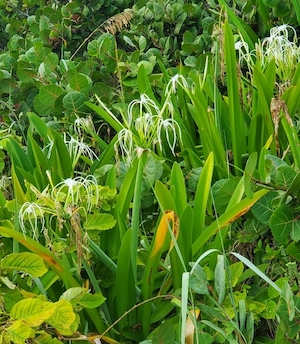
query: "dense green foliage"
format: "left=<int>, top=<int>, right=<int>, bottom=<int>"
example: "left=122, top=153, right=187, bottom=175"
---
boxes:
left=0, top=0, right=300, bottom=343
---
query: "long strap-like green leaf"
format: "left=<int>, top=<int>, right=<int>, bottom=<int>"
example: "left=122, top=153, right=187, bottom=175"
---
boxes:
left=192, top=188, right=269, bottom=257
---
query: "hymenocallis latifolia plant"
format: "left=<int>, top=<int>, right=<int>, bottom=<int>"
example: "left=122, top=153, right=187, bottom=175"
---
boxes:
left=235, top=24, right=300, bottom=86
left=1, top=0, right=300, bottom=342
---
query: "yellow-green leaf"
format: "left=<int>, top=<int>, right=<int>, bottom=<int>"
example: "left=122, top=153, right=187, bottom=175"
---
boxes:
left=6, top=320, right=35, bottom=344
left=1, top=252, right=48, bottom=277
left=33, top=331, right=63, bottom=343
left=228, top=261, right=244, bottom=287
left=47, top=300, right=77, bottom=335
left=11, top=299, right=56, bottom=327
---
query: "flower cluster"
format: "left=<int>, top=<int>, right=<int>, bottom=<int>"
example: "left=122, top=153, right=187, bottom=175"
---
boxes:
left=235, top=24, right=300, bottom=83
left=113, top=76, right=185, bottom=165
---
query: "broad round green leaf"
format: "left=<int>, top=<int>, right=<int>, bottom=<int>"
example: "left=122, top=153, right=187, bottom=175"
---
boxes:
left=269, top=204, right=300, bottom=244
left=270, top=166, right=297, bottom=189
left=34, top=85, right=65, bottom=116
left=69, top=73, right=92, bottom=95
left=62, top=91, right=88, bottom=113
left=211, top=178, right=240, bottom=214
left=252, top=191, right=278, bottom=225
left=137, top=61, right=154, bottom=75
left=87, top=40, right=99, bottom=57
left=1, top=252, right=47, bottom=277
left=152, top=321, right=175, bottom=344
left=189, top=263, right=209, bottom=295
left=44, top=52, right=59, bottom=74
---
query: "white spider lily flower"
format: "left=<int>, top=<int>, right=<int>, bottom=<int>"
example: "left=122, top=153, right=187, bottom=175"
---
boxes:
left=165, top=74, right=189, bottom=95
left=74, top=116, right=96, bottom=137
left=127, top=94, right=160, bottom=127
left=236, top=24, right=300, bottom=83
left=51, top=175, right=99, bottom=212
left=235, top=40, right=256, bottom=68
left=115, top=128, right=134, bottom=165
left=258, top=25, right=300, bottom=82
left=19, top=202, right=45, bottom=240
left=42, top=135, right=55, bottom=159
left=65, top=135, right=99, bottom=167
left=112, top=92, right=182, bottom=164
left=157, top=118, right=182, bottom=155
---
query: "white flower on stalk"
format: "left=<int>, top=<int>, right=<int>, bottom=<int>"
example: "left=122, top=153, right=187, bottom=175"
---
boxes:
left=165, top=74, right=189, bottom=95
left=237, top=24, right=300, bottom=83
left=115, top=128, right=135, bottom=165
left=127, top=94, right=160, bottom=127
left=157, top=118, right=182, bottom=155
left=74, top=116, right=96, bottom=137
left=19, top=202, right=45, bottom=240
left=64, top=135, right=99, bottom=168
left=43, top=135, right=55, bottom=159
left=51, top=175, right=99, bottom=212
left=235, top=40, right=256, bottom=68
left=115, top=93, right=182, bottom=164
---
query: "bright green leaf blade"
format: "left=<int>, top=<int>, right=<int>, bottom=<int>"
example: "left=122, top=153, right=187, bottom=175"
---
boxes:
left=78, top=292, right=106, bottom=308
left=85, top=100, right=123, bottom=132
left=170, top=162, right=187, bottom=217
left=193, top=152, right=214, bottom=239
left=116, top=228, right=136, bottom=328
left=1, top=252, right=48, bottom=277
left=224, top=21, right=246, bottom=174
left=27, top=112, right=51, bottom=139
left=192, top=189, right=269, bottom=256
left=230, top=252, right=283, bottom=294
left=155, top=180, right=176, bottom=212
left=84, top=213, right=116, bottom=231
left=244, top=152, right=257, bottom=199
left=214, top=255, right=226, bottom=304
